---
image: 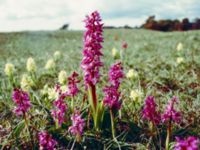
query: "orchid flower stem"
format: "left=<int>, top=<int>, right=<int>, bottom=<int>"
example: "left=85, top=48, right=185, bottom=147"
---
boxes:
left=89, top=84, right=97, bottom=112
left=71, top=97, right=74, bottom=112
left=55, top=119, right=59, bottom=129
left=147, top=122, right=154, bottom=149
left=24, top=113, right=33, bottom=149
left=9, top=75, right=15, bottom=88
left=70, top=138, right=76, bottom=150
left=119, top=109, right=122, bottom=119
left=88, top=84, right=99, bottom=129
left=110, top=109, right=116, bottom=139
left=165, top=120, right=172, bottom=150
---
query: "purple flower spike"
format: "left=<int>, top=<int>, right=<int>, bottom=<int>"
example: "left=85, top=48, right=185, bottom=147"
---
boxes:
left=174, top=136, right=199, bottom=150
left=103, top=62, right=124, bottom=110
left=38, top=131, right=57, bottom=150
left=103, top=85, right=121, bottom=110
left=67, top=72, right=80, bottom=97
left=68, top=111, right=85, bottom=136
left=162, top=96, right=182, bottom=124
left=12, top=88, right=31, bottom=116
left=142, top=96, right=161, bottom=125
left=81, top=11, right=104, bottom=87
left=51, top=94, right=68, bottom=126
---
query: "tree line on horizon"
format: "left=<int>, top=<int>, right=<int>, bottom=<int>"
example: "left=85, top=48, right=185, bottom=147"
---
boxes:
left=141, top=16, right=200, bottom=31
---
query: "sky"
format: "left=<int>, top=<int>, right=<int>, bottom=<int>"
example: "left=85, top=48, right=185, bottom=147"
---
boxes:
left=0, top=0, right=199, bottom=32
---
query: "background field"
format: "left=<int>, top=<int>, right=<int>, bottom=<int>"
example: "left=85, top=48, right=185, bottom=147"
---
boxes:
left=1, top=29, right=200, bottom=114
left=1, top=29, right=200, bottom=73
left=0, top=29, right=200, bottom=93
left=0, top=29, right=200, bottom=149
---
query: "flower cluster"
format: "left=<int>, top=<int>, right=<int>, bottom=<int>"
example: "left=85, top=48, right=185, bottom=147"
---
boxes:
left=45, top=59, right=55, bottom=70
left=47, top=87, right=59, bottom=100
left=81, top=11, right=104, bottom=87
left=108, top=62, right=124, bottom=88
left=51, top=94, right=68, bottom=125
left=176, top=42, right=183, bottom=51
left=103, top=86, right=121, bottom=110
left=103, top=62, right=124, bottom=110
left=176, top=57, right=184, bottom=64
left=54, top=51, right=61, bottom=61
left=174, top=136, right=199, bottom=150
left=162, top=96, right=181, bottom=123
left=26, top=57, right=37, bottom=73
left=12, top=88, right=31, bottom=116
left=4, top=63, right=15, bottom=77
left=67, top=72, right=80, bottom=97
left=122, top=42, right=128, bottom=49
left=130, top=89, right=143, bottom=102
left=38, top=131, right=57, bottom=150
left=68, top=111, right=85, bottom=136
left=58, top=70, right=67, bottom=85
left=142, top=96, right=161, bottom=124
left=20, top=74, right=34, bottom=91
left=112, top=47, right=120, bottom=59
left=126, top=69, right=138, bottom=79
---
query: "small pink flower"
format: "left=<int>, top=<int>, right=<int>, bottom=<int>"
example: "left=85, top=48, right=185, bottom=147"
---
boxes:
left=103, top=85, right=121, bottom=110
left=38, top=131, right=57, bottom=150
left=142, top=96, right=161, bottom=125
left=81, top=11, right=104, bottom=87
left=51, top=88, right=68, bottom=125
left=122, top=42, right=128, bottom=49
left=67, top=72, right=80, bottom=97
left=12, top=88, right=31, bottom=116
left=108, top=62, right=124, bottom=88
left=162, top=96, right=181, bottom=124
left=68, top=111, right=85, bottom=136
left=174, top=136, right=199, bottom=150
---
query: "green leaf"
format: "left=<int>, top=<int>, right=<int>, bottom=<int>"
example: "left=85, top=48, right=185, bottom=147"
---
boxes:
left=12, top=120, right=25, bottom=137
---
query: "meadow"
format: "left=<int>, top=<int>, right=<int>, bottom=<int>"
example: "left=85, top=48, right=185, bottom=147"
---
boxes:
left=0, top=12, right=200, bottom=150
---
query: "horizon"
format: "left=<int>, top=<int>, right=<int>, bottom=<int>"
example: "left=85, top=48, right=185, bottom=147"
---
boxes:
left=0, top=0, right=199, bottom=32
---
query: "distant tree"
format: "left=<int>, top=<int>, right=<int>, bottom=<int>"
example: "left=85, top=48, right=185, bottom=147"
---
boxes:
left=60, top=24, right=69, bottom=30
left=141, top=16, right=200, bottom=31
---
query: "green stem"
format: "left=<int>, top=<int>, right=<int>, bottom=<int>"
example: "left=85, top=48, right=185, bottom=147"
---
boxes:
left=147, top=122, right=154, bottom=149
left=71, top=96, right=74, bottom=112
left=88, top=84, right=98, bottom=129
left=9, top=75, right=15, bottom=88
left=24, top=113, right=33, bottom=149
left=110, top=109, right=116, bottom=139
left=165, top=121, right=171, bottom=150
left=119, top=109, right=122, bottom=119
left=55, top=119, right=59, bottom=129
left=89, top=84, right=97, bottom=111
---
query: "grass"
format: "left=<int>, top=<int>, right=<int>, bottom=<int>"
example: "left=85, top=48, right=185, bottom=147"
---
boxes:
left=0, top=29, right=200, bottom=149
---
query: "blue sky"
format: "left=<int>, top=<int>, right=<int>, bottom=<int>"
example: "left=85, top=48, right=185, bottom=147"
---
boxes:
left=0, top=0, right=199, bottom=31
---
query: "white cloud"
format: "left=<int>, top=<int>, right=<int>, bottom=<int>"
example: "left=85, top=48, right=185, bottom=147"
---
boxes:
left=0, top=0, right=199, bottom=31
left=104, top=17, right=147, bottom=27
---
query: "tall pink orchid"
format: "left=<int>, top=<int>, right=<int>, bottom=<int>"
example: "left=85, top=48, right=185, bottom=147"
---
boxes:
left=80, top=11, right=103, bottom=124
left=163, top=96, right=182, bottom=150
left=162, top=96, right=181, bottom=124
left=67, top=72, right=80, bottom=97
left=142, top=96, right=161, bottom=125
left=12, top=88, right=31, bottom=116
left=69, top=111, right=85, bottom=142
left=51, top=86, right=68, bottom=127
left=38, top=131, right=57, bottom=150
left=103, top=62, right=124, bottom=110
left=81, top=11, right=104, bottom=88
left=103, top=62, right=124, bottom=139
